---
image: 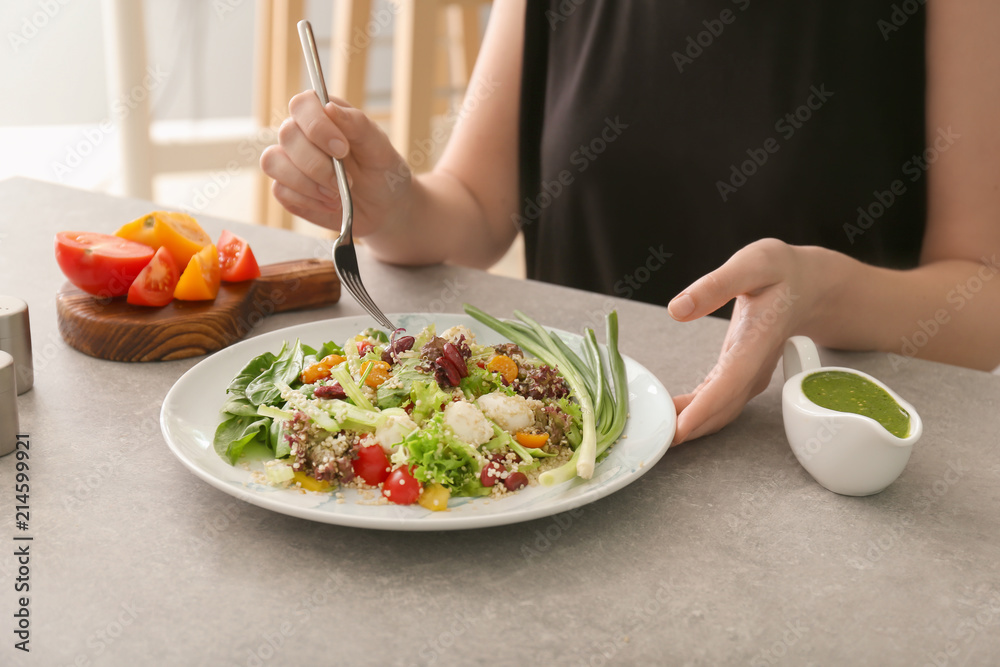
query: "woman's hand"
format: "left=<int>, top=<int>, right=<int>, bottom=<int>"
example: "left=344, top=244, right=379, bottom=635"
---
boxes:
left=260, top=92, right=412, bottom=237
left=667, top=239, right=828, bottom=445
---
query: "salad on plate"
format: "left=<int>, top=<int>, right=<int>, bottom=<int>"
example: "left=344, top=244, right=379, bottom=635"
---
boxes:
left=213, top=305, right=629, bottom=511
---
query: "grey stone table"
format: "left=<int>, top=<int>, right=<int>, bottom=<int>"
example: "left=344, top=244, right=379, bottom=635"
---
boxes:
left=2, top=178, right=999, bottom=666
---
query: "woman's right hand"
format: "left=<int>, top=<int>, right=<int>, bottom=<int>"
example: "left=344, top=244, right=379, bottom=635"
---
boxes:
left=260, top=91, right=412, bottom=237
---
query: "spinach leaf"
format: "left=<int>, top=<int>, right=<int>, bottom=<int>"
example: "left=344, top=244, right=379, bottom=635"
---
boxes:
left=213, top=415, right=270, bottom=464
left=222, top=395, right=260, bottom=417
left=246, top=339, right=306, bottom=406
left=227, top=351, right=277, bottom=398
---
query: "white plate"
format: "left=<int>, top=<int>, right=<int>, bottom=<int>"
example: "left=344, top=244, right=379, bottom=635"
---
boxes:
left=160, top=313, right=675, bottom=531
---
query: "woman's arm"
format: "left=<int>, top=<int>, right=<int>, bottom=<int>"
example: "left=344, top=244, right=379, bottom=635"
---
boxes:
left=669, top=0, right=1000, bottom=443
left=260, top=0, right=525, bottom=268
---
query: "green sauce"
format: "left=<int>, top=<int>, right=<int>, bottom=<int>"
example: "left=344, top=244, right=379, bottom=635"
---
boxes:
left=801, top=371, right=910, bottom=438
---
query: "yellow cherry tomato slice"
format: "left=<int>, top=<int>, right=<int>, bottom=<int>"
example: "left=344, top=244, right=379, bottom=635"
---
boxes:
left=292, top=471, right=332, bottom=492
left=115, top=211, right=211, bottom=268
left=173, top=244, right=220, bottom=301
left=418, top=483, right=450, bottom=511
left=514, top=432, right=550, bottom=449
left=487, top=355, right=519, bottom=384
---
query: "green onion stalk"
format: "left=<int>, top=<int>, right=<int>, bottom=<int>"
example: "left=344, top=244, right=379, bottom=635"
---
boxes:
left=464, top=305, right=628, bottom=484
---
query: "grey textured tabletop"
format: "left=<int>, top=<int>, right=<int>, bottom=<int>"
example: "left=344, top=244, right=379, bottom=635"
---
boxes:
left=2, top=178, right=999, bottom=666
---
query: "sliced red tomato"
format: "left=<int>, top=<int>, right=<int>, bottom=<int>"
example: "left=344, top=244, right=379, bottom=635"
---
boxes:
left=352, top=444, right=391, bottom=486
left=127, top=246, right=180, bottom=307
left=173, top=244, right=221, bottom=301
left=382, top=465, right=421, bottom=505
left=54, top=232, right=155, bottom=297
left=217, top=230, right=261, bottom=282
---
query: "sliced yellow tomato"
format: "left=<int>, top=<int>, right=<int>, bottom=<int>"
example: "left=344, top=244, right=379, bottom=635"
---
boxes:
left=515, top=432, right=549, bottom=449
left=417, top=483, right=450, bottom=511
left=293, top=471, right=332, bottom=492
left=115, top=211, right=211, bottom=268
left=173, top=244, right=220, bottom=301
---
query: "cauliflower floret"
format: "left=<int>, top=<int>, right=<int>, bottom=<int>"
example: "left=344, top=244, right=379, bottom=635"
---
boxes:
left=440, top=324, right=476, bottom=347
left=477, top=393, right=535, bottom=434
left=375, top=412, right=418, bottom=451
left=443, top=401, right=493, bottom=445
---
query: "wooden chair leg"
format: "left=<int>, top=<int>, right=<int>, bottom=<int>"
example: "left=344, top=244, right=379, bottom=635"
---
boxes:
left=263, top=0, right=305, bottom=229
left=101, top=0, right=154, bottom=200
left=445, top=4, right=481, bottom=88
left=252, top=0, right=275, bottom=227
left=331, top=0, right=372, bottom=107
left=391, top=0, right=438, bottom=170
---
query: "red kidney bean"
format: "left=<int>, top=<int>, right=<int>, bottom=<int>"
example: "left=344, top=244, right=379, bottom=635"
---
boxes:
left=394, top=335, right=415, bottom=353
left=504, top=471, right=528, bottom=491
left=435, top=356, right=462, bottom=386
left=314, top=383, right=347, bottom=399
left=442, top=342, right=468, bottom=377
left=480, top=462, right=504, bottom=487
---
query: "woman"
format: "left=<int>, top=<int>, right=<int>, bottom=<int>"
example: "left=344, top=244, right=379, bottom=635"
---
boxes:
left=261, top=1, right=1000, bottom=444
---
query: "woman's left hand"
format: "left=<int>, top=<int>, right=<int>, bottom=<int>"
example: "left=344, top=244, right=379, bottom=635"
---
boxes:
left=667, top=238, right=826, bottom=445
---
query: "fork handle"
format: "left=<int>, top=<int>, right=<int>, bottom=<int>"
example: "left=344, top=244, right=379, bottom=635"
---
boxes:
left=298, top=20, right=354, bottom=244
left=251, top=259, right=340, bottom=313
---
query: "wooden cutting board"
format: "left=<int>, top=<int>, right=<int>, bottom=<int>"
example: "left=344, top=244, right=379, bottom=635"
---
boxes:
left=56, top=259, right=340, bottom=362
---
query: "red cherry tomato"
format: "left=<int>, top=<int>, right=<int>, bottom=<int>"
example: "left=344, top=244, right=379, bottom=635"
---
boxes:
left=217, top=229, right=261, bottom=282
left=54, top=231, right=155, bottom=297
left=127, top=246, right=180, bottom=307
left=382, top=465, right=422, bottom=505
left=352, top=444, right=391, bottom=486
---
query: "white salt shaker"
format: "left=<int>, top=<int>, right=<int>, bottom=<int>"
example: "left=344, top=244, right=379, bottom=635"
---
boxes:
left=0, top=351, right=17, bottom=457
left=0, top=296, right=32, bottom=394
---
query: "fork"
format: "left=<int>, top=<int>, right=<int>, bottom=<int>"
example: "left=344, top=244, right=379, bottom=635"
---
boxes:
left=297, top=20, right=396, bottom=332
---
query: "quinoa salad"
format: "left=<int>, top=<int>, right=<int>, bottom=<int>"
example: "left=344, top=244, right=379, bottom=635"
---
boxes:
left=213, top=306, right=629, bottom=511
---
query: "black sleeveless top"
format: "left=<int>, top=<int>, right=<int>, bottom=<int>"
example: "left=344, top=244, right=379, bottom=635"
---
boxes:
left=518, top=1, right=927, bottom=310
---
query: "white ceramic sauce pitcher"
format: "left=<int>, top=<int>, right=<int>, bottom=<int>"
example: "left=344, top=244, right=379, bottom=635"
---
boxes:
left=781, top=336, right=922, bottom=496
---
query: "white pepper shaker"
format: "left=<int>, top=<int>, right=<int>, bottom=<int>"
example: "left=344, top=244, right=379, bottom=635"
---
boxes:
left=0, top=351, right=17, bottom=457
left=0, top=296, right=32, bottom=394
